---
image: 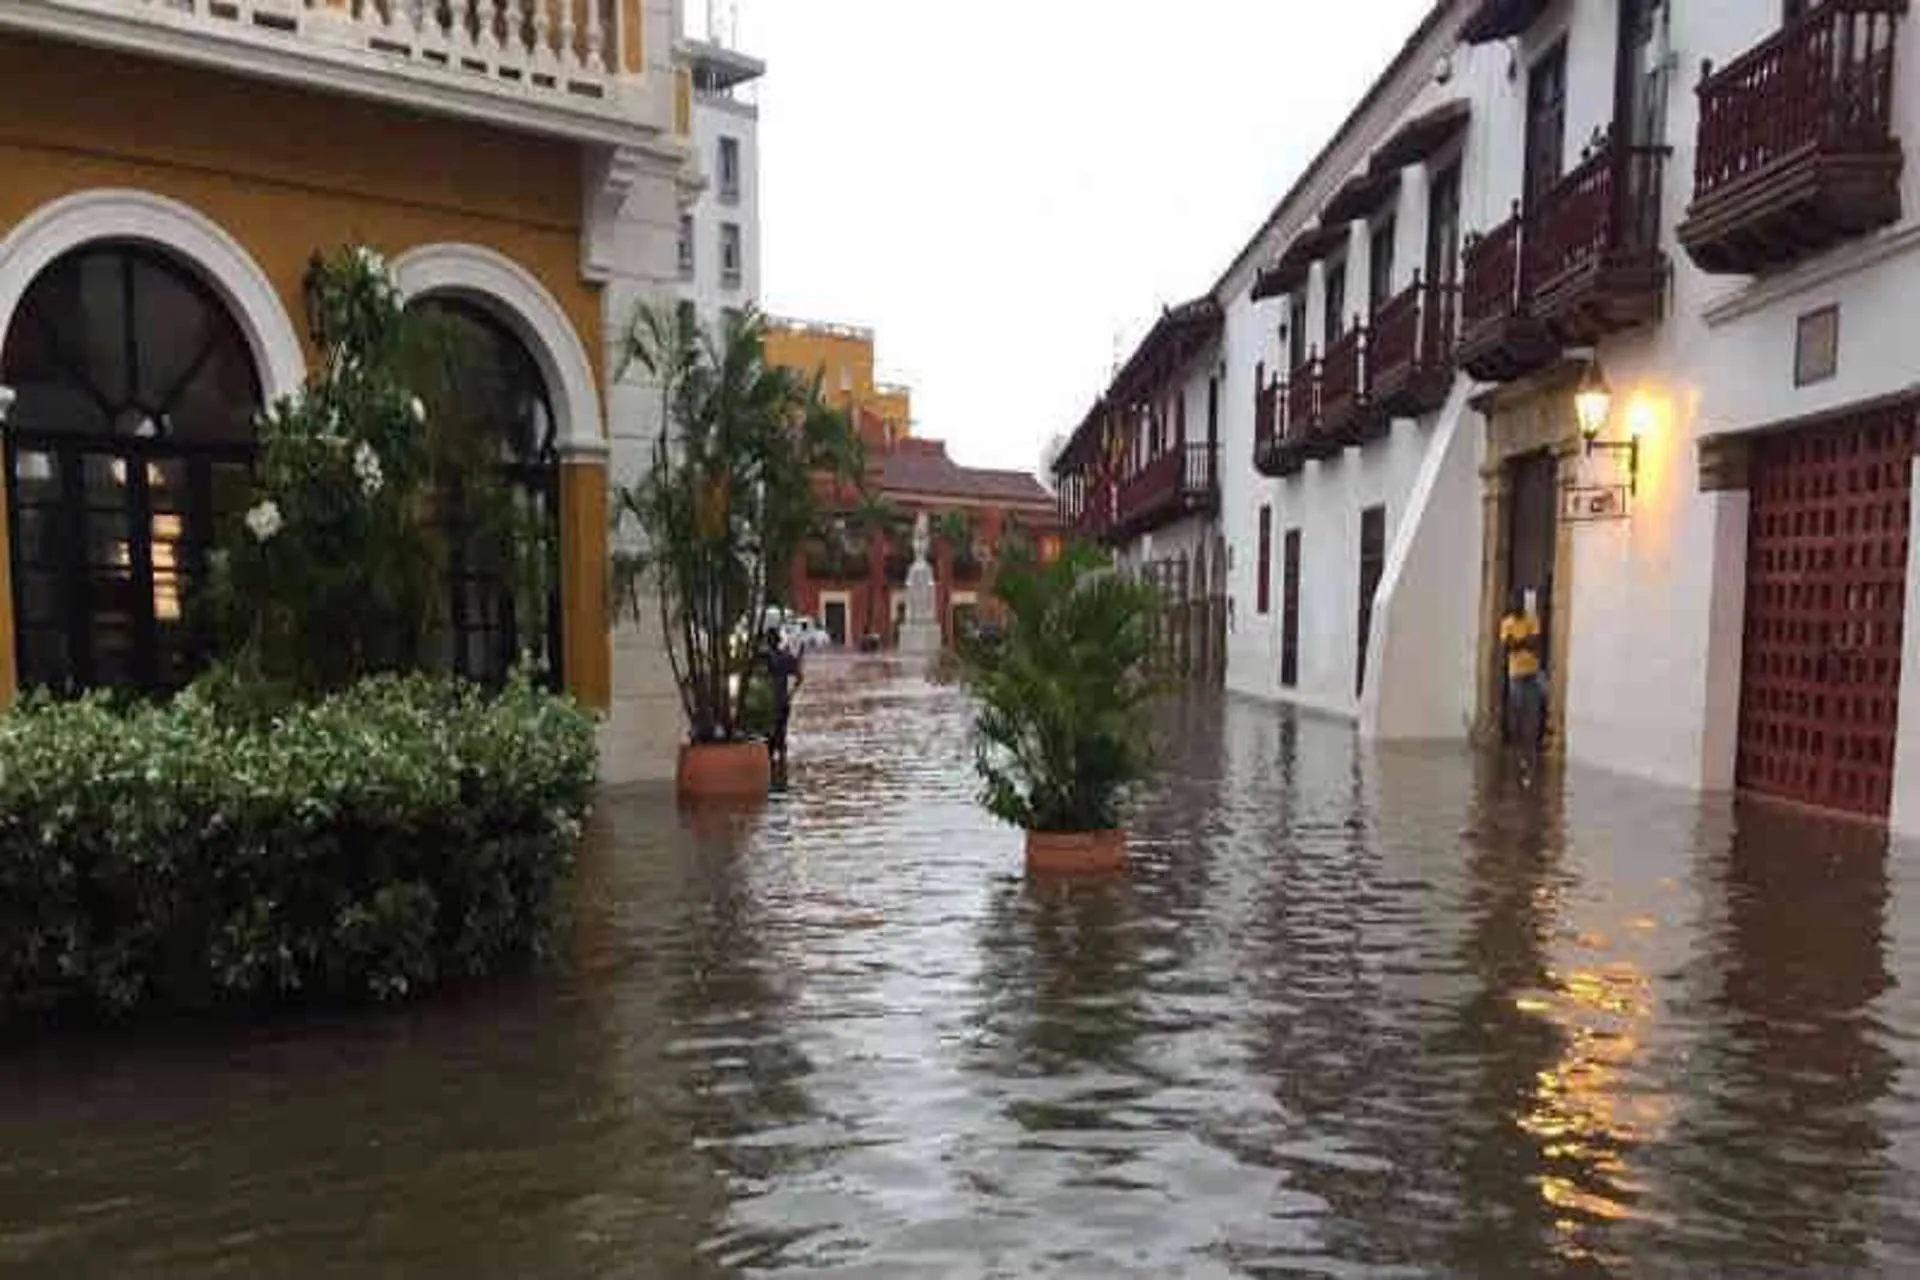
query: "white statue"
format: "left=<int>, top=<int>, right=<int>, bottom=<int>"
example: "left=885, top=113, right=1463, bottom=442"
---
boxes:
left=912, top=510, right=931, bottom=564
left=898, top=510, right=941, bottom=660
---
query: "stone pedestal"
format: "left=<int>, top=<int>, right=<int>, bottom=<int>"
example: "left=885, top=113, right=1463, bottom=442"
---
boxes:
left=897, top=560, right=941, bottom=658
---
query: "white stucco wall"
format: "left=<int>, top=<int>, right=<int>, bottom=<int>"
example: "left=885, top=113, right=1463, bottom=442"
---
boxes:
left=680, top=87, right=760, bottom=324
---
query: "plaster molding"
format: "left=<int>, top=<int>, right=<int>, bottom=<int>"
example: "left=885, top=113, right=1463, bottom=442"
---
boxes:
left=0, top=1, right=669, bottom=150
left=1701, top=224, right=1920, bottom=327
left=0, top=188, right=307, bottom=400
left=391, top=243, right=605, bottom=454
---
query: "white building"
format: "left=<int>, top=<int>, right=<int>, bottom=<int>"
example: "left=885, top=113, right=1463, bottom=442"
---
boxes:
left=676, top=30, right=763, bottom=327
left=1061, top=0, right=1920, bottom=831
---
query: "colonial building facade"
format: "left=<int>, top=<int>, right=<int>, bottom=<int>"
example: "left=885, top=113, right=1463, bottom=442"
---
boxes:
left=1064, top=0, right=1920, bottom=830
left=0, top=0, right=699, bottom=784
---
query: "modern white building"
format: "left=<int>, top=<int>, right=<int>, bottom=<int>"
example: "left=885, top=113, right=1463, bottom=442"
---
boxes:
left=676, top=28, right=763, bottom=327
left=1060, top=0, right=1920, bottom=831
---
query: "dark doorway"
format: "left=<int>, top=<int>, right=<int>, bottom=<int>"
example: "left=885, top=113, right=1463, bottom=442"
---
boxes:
left=1357, top=505, right=1386, bottom=697
left=1, top=243, right=261, bottom=694
left=822, top=598, right=848, bottom=646
left=1503, top=450, right=1558, bottom=742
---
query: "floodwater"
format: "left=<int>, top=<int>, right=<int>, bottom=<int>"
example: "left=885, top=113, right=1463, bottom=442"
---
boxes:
left=3, top=660, right=1920, bottom=1278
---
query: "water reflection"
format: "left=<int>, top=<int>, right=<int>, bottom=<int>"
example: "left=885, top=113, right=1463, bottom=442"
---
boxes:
left=0, top=664, right=1917, bottom=1276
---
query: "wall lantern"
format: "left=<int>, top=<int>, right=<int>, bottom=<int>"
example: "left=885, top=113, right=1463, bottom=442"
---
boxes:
left=300, top=251, right=328, bottom=348
left=1575, top=357, right=1639, bottom=497
left=0, top=384, right=14, bottom=427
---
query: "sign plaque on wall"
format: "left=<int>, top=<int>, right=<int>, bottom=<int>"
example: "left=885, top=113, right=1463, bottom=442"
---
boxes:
left=1795, top=305, right=1840, bottom=387
left=1561, top=482, right=1630, bottom=523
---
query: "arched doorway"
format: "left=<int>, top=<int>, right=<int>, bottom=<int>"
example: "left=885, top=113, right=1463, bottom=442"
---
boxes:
left=0, top=243, right=260, bottom=692
left=411, top=297, right=563, bottom=688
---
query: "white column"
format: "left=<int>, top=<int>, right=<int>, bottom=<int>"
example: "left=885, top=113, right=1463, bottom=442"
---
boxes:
left=1394, top=163, right=1428, bottom=295
left=1889, top=459, right=1920, bottom=834
left=1697, top=486, right=1750, bottom=793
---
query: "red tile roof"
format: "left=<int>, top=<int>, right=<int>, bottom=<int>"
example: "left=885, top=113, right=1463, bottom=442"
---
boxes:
left=877, top=439, right=1053, bottom=508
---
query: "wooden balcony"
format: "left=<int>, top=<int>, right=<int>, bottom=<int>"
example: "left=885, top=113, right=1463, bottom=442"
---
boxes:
left=1526, top=143, right=1669, bottom=345
left=0, top=0, right=652, bottom=145
left=1069, top=481, right=1115, bottom=542
left=1458, top=214, right=1557, bottom=382
left=1112, top=443, right=1220, bottom=539
left=1319, top=327, right=1367, bottom=446
left=1679, top=0, right=1907, bottom=275
left=1458, top=141, right=1669, bottom=382
left=1365, top=276, right=1457, bottom=427
left=1253, top=381, right=1298, bottom=478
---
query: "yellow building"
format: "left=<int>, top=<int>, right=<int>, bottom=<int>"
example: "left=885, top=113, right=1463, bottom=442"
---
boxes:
left=0, top=2, right=698, bottom=781
left=764, top=317, right=912, bottom=449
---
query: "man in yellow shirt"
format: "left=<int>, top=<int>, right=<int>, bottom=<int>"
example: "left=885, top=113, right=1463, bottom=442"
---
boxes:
left=1499, top=588, right=1544, bottom=754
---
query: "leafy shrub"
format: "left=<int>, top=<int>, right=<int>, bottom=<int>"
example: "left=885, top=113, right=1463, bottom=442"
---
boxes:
left=958, top=543, right=1162, bottom=833
left=0, top=672, right=595, bottom=1025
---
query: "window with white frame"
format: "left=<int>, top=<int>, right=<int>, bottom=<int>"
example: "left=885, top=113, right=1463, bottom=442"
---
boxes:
left=720, top=223, right=743, bottom=287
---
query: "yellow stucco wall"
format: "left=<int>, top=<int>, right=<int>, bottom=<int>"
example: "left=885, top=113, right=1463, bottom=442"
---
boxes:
left=0, top=32, right=612, bottom=707
left=764, top=324, right=913, bottom=445
left=0, top=32, right=603, bottom=392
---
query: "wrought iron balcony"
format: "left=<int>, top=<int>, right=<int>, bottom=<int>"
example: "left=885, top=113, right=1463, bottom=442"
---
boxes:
left=0, top=0, right=660, bottom=145
left=1366, top=275, right=1456, bottom=426
left=1458, top=139, right=1668, bottom=382
left=1112, top=443, right=1219, bottom=540
left=1679, top=0, right=1907, bottom=274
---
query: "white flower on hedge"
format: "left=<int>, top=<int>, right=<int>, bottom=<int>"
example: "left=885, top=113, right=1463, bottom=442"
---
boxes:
left=353, top=442, right=384, bottom=496
left=245, top=499, right=283, bottom=543
left=409, top=396, right=427, bottom=425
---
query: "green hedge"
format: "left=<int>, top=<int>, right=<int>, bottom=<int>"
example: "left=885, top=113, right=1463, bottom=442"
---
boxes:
left=0, top=673, right=596, bottom=1025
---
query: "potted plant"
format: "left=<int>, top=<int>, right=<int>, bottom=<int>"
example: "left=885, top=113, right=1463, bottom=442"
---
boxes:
left=958, top=542, right=1161, bottom=874
left=613, top=306, right=858, bottom=800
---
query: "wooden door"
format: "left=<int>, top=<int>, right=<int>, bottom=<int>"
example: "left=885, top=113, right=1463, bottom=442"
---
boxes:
left=1739, top=409, right=1914, bottom=817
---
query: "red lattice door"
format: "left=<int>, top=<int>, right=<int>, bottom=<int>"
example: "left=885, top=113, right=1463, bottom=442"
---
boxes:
left=1738, top=405, right=1917, bottom=818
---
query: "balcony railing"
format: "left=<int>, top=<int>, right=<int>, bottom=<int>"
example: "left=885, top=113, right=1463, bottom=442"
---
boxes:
left=1253, top=379, right=1293, bottom=477
left=1682, top=0, right=1907, bottom=273
left=1285, top=354, right=1320, bottom=442
left=1458, top=139, right=1667, bottom=380
left=1319, top=326, right=1365, bottom=438
left=1368, top=275, right=1457, bottom=419
left=6, top=0, right=644, bottom=142
left=1113, top=443, right=1219, bottom=536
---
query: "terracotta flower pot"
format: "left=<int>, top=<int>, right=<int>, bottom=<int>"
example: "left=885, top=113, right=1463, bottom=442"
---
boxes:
left=676, top=741, right=770, bottom=802
left=1024, top=829, right=1127, bottom=876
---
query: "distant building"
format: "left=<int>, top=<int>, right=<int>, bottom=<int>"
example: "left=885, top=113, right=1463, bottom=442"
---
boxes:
left=677, top=31, right=763, bottom=329
left=767, top=318, right=1058, bottom=648
left=764, top=316, right=913, bottom=450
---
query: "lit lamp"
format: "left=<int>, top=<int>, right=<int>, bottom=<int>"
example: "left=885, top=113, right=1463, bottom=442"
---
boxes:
left=1575, top=358, right=1639, bottom=496
left=0, top=384, right=14, bottom=427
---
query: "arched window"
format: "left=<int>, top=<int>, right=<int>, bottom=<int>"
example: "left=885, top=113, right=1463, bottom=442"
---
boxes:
left=411, top=298, right=562, bottom=688
left=0, top=243, right=260, bottom=692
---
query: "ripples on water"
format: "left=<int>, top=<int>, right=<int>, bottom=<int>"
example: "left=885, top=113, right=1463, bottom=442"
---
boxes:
left=2, top=658, right=1919, bottom=1277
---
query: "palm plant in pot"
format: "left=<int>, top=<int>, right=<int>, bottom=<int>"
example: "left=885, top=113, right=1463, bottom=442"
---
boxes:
left=958, top=542, right=1162, bottom=874
left=613, top=306, right=858, bottom=800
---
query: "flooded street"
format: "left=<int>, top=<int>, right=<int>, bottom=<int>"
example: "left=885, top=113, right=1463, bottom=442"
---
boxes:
left=4, top=658, right=1920, bottom=1277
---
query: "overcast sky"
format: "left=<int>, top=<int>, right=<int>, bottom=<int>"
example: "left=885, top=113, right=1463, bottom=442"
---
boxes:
left=703, top=0, right=1436, bottom=474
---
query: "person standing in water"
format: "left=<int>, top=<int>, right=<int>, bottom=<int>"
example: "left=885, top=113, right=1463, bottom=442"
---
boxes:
left=1499, top=588, right=1545, bottom=772
left=762, top=627, right=804, bottom=774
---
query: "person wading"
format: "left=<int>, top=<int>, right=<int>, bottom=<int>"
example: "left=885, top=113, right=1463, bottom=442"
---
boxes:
left=761, top=627, right=804, bottom=778
left=1499, top=588, right=1545, bottom=778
